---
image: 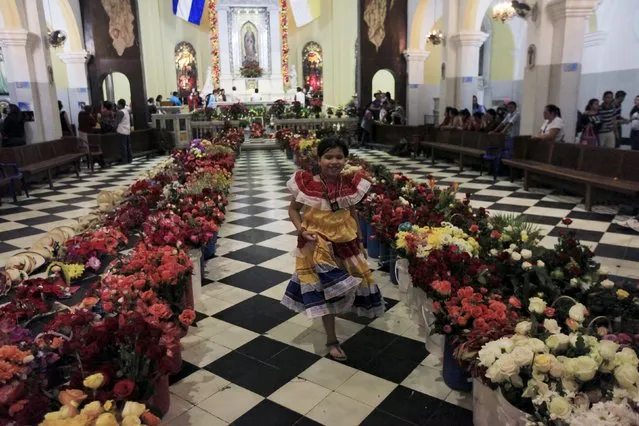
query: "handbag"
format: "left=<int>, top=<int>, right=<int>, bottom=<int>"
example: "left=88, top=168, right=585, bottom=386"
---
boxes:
left=579, top=125, right=598, bottom=146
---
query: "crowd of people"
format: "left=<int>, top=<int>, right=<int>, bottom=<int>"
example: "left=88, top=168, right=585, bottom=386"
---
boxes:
left=357, top=91, right=406, bottom=146
left=437, top=96, right=522, bottom=139
left=577, top=90, right=639, bottom=149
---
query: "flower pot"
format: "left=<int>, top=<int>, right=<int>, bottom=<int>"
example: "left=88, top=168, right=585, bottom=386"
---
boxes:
left=473, top=378, right=498, bottom=426
left=202, top=233, right=218, bottom=260
left=442, top=335, right=472, bottom=392
left=285, top=147, right=293, bottom=159
left=148, top=375, right=171, bottom=416
left=359, top=217, right=368, bottom=248
left=189, top=249, right=203, bottom=300
left=389, top=249, right=398, bottom=285
left=496, top=389, right=528, bottom=426
left=378, top=242, right=391, bottom=272
left=366, top=223, right=379, bottom=259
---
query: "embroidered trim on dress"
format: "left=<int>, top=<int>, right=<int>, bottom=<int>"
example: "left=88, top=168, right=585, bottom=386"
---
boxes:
left=287, top=171, right=371, bottom=210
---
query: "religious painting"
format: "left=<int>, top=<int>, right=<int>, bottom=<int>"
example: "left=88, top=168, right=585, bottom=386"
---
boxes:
left=175, top=42, right=197, bottom=97
left=241, top=21, right=259, bottom=66
left=302, top=42, right=323, bottom=97
left=100, top=0, right=136, bottom=56
left=363, top=0, right=395, bottom=51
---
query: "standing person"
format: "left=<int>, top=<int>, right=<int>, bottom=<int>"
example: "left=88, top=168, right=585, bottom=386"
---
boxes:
left=1, top=104, right=25, bottom=147
left=282, top=137, right=384, bottom=361
left=534, top=104, right=564, bottom=142
left=230, top=86, right=239, bottom=103
left=294, top=87, right=306, bottom=105
left=188, top=89, right=199, bottom=111
left=147, top=98, right=158, bottom=115
left=59, top=100, right=73, bottom=136
left=579, top=98, right=601, bottom=146
left=629, top=95, right=639, bottom=150
left=115, top=99, right=132, bottom=163
left=359, top=104, right=374, bottom=147
left=220, top=89, right=227, bottom=102
left=614, top=90, right=627, bottom=147
left=597, top=91, right=618, bottom=148
left=490, top=101, right=520, bottom=138
left=250, top=88, right=261, bottom=102
left=370, top=92, right=382, bottom=120
left=472, top=95, right=485, bottom=114
left=100, top=101, right=116, bottom=133
left=169, top=91, right=182, bottom=106
left=77, top=105, right=96, bottom=150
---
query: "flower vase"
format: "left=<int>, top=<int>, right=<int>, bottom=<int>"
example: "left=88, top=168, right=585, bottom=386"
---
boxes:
left=202, top=233, right=218, bottom=260
left=189, top=249, right=203, bottom=300
left=378, top=242, right=391, bottom=272
left=395, top=258, right=411, bottom=293
left=473, top=378, right=498, bottom=426
left=389, top=249, right=398, bottom=284
left=366, top=223, right=379, bottom=259
left=442, top=335, right=472, bottom=392
left=148, top=375, right=171, bottom=416
left=359, top=217, right=368, bottom=248
left=496, top=389, right=528, bottom=425
left=286, top=146, right=293, bottom=159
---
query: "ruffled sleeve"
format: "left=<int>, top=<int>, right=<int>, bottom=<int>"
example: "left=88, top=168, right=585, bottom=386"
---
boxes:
left=287, top=170, right=370, bottom=210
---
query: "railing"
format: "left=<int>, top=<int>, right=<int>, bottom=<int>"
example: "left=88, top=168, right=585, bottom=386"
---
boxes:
left=272, top=117, right=357, bottom=132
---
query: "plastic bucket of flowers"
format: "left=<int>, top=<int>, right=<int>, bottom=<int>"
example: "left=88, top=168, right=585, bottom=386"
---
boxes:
left=202, top=232, right=218, bottom=260
left=366, top=223, right=380, bottom=259
left=378, top=242, right=391, bottom=272
left=442, top=335, right=472, bottom=392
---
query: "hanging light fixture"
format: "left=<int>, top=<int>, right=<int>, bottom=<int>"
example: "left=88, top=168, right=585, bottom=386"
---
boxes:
left=48, top=30, right=67, bottom=48
left=492, top=1, right=516, bottom=22
left=427, top=0, right=444, bottom=45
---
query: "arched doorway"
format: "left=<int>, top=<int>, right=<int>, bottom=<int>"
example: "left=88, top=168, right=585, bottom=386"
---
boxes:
left=302, top=42, right=323, bottom=98
left=175, top=42, right=197, bottom=97
left=371, top=69, right=395, bottom=100
left=102, top=72, right=131, bottom=104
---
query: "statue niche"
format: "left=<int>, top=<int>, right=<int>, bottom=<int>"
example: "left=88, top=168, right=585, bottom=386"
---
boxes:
left=175, top=42, right=197, bottom=97
left=302, top=41, right=323, bottom=98
left=241, top=21, right=259, bottom=66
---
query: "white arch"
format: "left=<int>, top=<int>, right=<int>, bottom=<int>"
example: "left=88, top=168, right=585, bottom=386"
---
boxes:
left=417, top=0, right=444, bottom=50
left=475, top=0, right=497, bottom=31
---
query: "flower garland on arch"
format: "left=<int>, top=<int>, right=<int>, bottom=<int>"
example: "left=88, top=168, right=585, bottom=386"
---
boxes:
left=209, top=0, right=220, bottom=88
left=280, top=0, right=290, bottom=89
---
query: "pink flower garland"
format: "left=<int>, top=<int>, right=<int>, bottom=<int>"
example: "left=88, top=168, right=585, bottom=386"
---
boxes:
left=209, top=0, right=220, bottom=87
left=280, top=0, right=290, bottom=88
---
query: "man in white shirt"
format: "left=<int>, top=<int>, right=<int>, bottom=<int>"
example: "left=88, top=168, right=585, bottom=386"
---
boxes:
left=490, top=101, right=520, bottom=137
left=250, top=88, right=261, bottom=103
left=230, top=86, right=240, bottom=103
left=115, top=99, right=132, bottom=163
left=294, top=87, right=305, bottom=105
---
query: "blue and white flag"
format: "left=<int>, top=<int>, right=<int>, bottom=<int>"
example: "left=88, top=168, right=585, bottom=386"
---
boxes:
left=173, top=0, right=206, bottom=25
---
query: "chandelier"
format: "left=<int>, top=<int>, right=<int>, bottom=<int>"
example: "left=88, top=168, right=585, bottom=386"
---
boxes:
left=427, top=29, right=444, bottom=45
left=492, top=1, right=516, bottom=22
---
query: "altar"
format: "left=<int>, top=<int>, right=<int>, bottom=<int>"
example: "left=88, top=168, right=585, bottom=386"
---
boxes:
left=216, top=0, right=288, bottom=101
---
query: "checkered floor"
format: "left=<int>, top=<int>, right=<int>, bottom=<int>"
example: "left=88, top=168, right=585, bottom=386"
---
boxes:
left=2, top=148, right=638, bottom=425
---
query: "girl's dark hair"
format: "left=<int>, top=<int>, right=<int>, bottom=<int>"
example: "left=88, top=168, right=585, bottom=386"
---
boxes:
left=317, top=136, right=349, bottom=158
left=450, top=108, right=459, bottom=116
left=473, top=112, right=484, bottom=120
left=486, top=108, right=496, bottom=117
left=461, top=109, right=471, bottom=118
left=585, top=98, right=599, bottom=111
left=545, top=104, right=561, bottom=118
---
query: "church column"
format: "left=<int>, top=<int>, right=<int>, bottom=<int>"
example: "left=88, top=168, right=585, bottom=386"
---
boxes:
left=439, top=0, right=461, bottom=110
left=546, top=0, right=598, bottom=142
left=57, top=50, right=90, bottom=127
left=267, top=4, right=283, bottom=95
left=217, top=5, right=233, bottom=90
left=580, top=30, right=608, bottom=107
left=450, top=31, right=488, bottom=111
left=403, top=49, right=430, bottom=125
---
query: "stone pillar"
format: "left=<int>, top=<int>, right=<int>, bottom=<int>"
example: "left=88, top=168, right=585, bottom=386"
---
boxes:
left=450, top=31, right=488, bottom=111
left=57, top=50, right=90, bottom=126
left=546, top=0, right=598, bottom=142
left=267, top=4, right=283, bottom=95
left=580, top=30, right=608, bottom=107
left=439, top=0, right=461, bottom=111
left=0, top=27, right=62, bottom=143
left=217, top=5, right=233, bottom=90
left=403, top=49, right=430, bottom=125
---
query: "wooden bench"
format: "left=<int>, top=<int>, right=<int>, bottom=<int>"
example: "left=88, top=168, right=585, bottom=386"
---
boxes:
left=0, top=138, right=85, bottom=189
left=422, top=131, right=505, bottom=173
left=503, top=138, right=639, bottom=210
left=87, top=129, right=159, bottom=166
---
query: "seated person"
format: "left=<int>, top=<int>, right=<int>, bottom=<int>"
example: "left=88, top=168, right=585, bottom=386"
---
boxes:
left=2, top=104, right=25, bottom=147
left=469, top=112, right=484, bottom=131
left=534, top=104, right=564, bottom=142
left=481, top=109, right=499, bottom=132
left=442, top=108, right=461, bottom=129
left=437, top=107, right=453, bottom=129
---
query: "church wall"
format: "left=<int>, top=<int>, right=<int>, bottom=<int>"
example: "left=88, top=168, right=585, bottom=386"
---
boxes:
left=286, top=0, right=357, bottom=107
left=138, top=0, right=211, bottom=100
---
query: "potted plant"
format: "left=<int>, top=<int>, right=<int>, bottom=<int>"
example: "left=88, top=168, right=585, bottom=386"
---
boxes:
left=310, top=98, right=323, bottom=118
left=239, top=61, right=263, bottom=78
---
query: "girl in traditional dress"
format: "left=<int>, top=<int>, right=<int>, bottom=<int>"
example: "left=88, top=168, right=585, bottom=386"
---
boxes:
left=282, top=137, right=385, bottom=361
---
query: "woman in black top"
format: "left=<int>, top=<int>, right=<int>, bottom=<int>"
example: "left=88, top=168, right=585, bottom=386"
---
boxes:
left=59, top=100, right=72, bottom=136
left=2, top=104, right=25, bottom=147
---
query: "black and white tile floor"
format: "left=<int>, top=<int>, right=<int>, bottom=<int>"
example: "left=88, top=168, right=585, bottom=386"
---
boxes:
left=2, top=149, right=639, bottom=425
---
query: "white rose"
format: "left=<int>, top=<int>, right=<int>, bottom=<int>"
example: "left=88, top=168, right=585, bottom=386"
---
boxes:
left=571, top=356, right=598, bottom=382
left=498, top=354, right=520, bottom=378
left=511, top=251, right=522, bottom=261
left=509, top=244, right=517, bottom=250
left=490, top=248, right=498, bottom=256
left=562, top=377, right=580, bottom=393
left=515, top=321, right=532, bottom=335
left=599, top=340, right=620, bottom=361
left=546, top=334, right=571, bottom=352
left=534, top=353, right=557, bottom=373
left=526, top=338, right=548, bottom=353
left=511, top=346, right=535, bottom=367
left=548, top=396, right=572, bottom=419
left=537, top=260, right=545, bottom=268
left=486, top=361, right=507, bottom=383
left=528, top=297, right=547, bottom=314
left=549, top=359, right=564, bottom=378
left=600, top=279, right=614, bottom=289
left=569, top=278, right=579, bottom=287
left=543, top=319, right=561, bottom=335
left=520, top=249, right=532, bottom=260
left=615, top=348, right=639, bottom=368
left=614, top=363, right=639, bottom=389
left=568, top=303, right=587, bottom=322
left=479, top=342, right=503, bottom=367
left=522, top=261, right=533, bottom=270
left=504, top=225, right=513, bottom=232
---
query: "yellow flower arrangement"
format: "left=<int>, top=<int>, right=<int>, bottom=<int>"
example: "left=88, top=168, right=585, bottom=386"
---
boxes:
left=396, top=223, right=480, bottom=258
left=47, top=261, right=85, bottom=285
left=298, top=136, right=318, bottom=153
left=82, top=373, right=104, bottom=390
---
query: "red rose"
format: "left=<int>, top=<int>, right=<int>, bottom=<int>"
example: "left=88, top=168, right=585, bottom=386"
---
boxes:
left=544, top=307, right=556, bottom=317
left=490, top=230, right=501, bottom=239
left=469, top=224, right=479, bottom=233
left=103, top=301, right=114, bottom=312
left=432, top=301, right=441, bottom=313
left=508, top=296, right=522, bottom=309
left=113, top=379, right=136, bottom=399
left=562, top=217, right=573, bottom=226
left=179, top=309, right=196, bottom=326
